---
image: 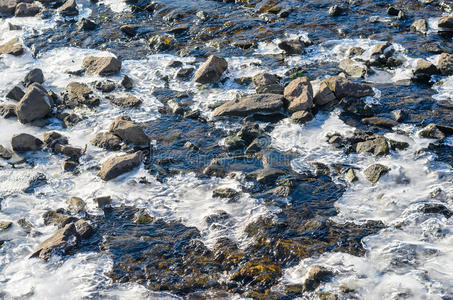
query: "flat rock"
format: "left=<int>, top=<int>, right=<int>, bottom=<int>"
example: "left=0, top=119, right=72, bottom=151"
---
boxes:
left=109, top=94, right=142, bottom=108
left=193, top=55, right=228, bottom=84
left=91, top=132, right=122, bottom=150
left=326, top=76, right=374, bottom=99
left=213, top=94, right=284, bottom=117
left=82, top=56, right=122, bottom=75
left=109, top=115, right=150, bottom=146
left=97, top=151, right=143, bottom=181
left=362, top=117, right=398, bottom=129
left=0, top=37, right=23, bottom=56
left=30, top=223, right=78, bottom=260
left=253, top=73, right=282, bottom=94
left=11, top=133, right=43, bottom=152
left=364, top=164, right=390, bottom=184
left=419, top=124, right=445, bottom=140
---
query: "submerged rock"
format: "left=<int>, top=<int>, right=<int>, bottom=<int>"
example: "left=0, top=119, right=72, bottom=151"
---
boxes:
left=364, top=164, right=389, bottom=183
left=339, top=58, right=367, bottom=78
left=213, top=94, right=284, bottom=117
left=97, top=151, right=143, bottom=181
left=82, top=56, right=122, bottom=75
left=193, top=55, right=228, bottom=84
left=109, top=115, right=150, bottom=146
left=11, top=133, right=43, bottom=152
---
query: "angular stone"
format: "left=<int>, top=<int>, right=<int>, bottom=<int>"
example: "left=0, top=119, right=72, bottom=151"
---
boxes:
left=356, top=137, right=389, bottom=156
left=15, top=84, right=51, bottom=123
left=6, top=85, right=24, bottom=101
left=0, top=145, right=12, bottom=159
left=414, top=59, right=439, bottom=75
left=95, top=80, right=116, bottom=92
left=93, top=196, right=111, bottom=208
left=24, top=68, right=44, bottom=87
left=62, top=158, right=78, bottom=171
left=42, top=210, right=76, bottom=228
left=30, top=223, right=78, bottom=260
left=66, top=196, right=86, bottom=213
left=43, top=131, right=68, bottom=148
left=82, top=56, right=122, bottom=75
left=213, top=94, right=284, bottom=117
left=419, top=124, right=445, bottom=140
left=339, top=58, right=367, bottom=78
left=437, top=53, right=453, bottom=76
left=11, top=133, right=43, bottom=152
left=364, top=164, right=390, bottom=184
left=302, top=266, right=334, bottom=292
left=290, top=110, right=313, bottom=124
left=54, top=144, right=82, bottom=158
left=345, top=168, right=357, bottom=183
left=411, top=19, right=427, bottom=33
left=438, top=16, right=453, bottom=29
left=109, top=115, right=149, bottom=146
left=0, top=104, right=16, bottom=118
left=97, top=152, right=143, bottom=181
left=74, top=220, right=93, bottom=238
left=193, top=55, right=228, bottom=84
left=91, top=132, right=122, bottom=150
left=0, top=37, right=23, bottom=56
left=326, top=76, right=374, bottom=99
left=288, top=85, right=313, bottom=113
left=120, top=75, right=133, bottom=89
left=313, top=81, right=337, bottom=106
left=253, top=73, right=282, bottom=94
left=14, top=2, right=40, bottom=17
left=0, top=0, right=17, bottom=16
left=63, top=82, right=99, bottom=108
left=0, top=221, right=12, bottom=231
left=59, top=0, right=78, bottom=16
left=284, top=77, right=312, bottom=101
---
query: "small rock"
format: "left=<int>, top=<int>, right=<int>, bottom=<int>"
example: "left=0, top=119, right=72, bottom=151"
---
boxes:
left=62, top=158, right=78, bottom=171
left=17, top=218, right=32, bottom=232
left=0, top=37, right=23, bottom=56
left=95, top=80, right=116, bottom=92
left=355, top=137, right=389, bottom=156
left=290, top=110, right=314, bottom=124
left=109, top=115, right=150, bottom=146
left=66, top=196, right=86, bottom=213
left=326, top=76, right=374, bottom=99
left=120, top=75, right=133, bottom=90
left=362, top=117, right=398, bottom=129
left=168, top=60, right=183, bottom=68
left=82, top=56, right=121, bottom=75
left=0, top=145, right=13, bottom=159
left=213, top=94, right=284, bottom=117
left=93, top=196, right=112, bottom=208
left=364, top=164, right=390, bottom=183
left=411, top=19, right=427, bottom=33
left=42, top=210, right=76, bottom=228
left=302, top=266, right=333, bottom=292
left=30, top=223, right=78, bottom=260
left=6, top=85, right=25, bottom=101
left=78, top=18, right=96, bottom=31
left=74, top=220, right=93, bottom=238
left=278, top=39, right=305, bottom=55
left=419, top=124, right=445, bottom=140
left=193, top=55, right=228, bottom=84
left=109, top=94, right=142, bottom=108
left=345, top=168, right=357, bottom=183
left=437, top=53, right=453, bottom=75
left=253, top=73, right=282, bottom=94
left=346, top=47, right=365, bottom=57
left=388, top=139, right=409, bottom=151
left=63, top=82, right=99, bottom=108
left=212, top=188, right=240, bottom=199
left=97, top=151, right=143, bottom=181
left=24, top=68, right=44, bottom=87
left=11, top=133, right=43, bottom=152
left=176, top=67, right=194, bottom=79
left=43, top=131, right=68, bottom=148
left=54, top=144, right=82, bottom=159
left=14, top=2, right=40, bottom=17
left=313, top=81, right=337, bottom=107
left=339, top=58, right=367, bottom=78
left=251, top=167, right=286, bottom=185
left=438, top=16, right=453, bottom=29
left=421, top=203, right=452, bottom=218
left=0, top=104, right=16, bottom=118
left=414, top=59, right=439, bottom=75
left=391, top=109, right=407, bottom=122
left=91, top=132, right=122, bottom=151
left=0, top=221, right=12, bottom=231
left=59, top=0, right=78, bottom=16
left=329, top=5, right=345, bottom=16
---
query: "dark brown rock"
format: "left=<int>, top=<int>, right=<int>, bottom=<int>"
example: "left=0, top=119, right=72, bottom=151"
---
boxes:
left=11, top=133, right=43, bottom=152
left=97, top=152, right=143, bottom=181
left=30, top=223, right=78, bottom=260
left=213, top=94, right=284, bottom=117
left=82, top=56, right=121, bottom=75
left=91, top=132, right=122, bottom=150
left=193, top=55, right=228, bottom=84
left=108, top=115, right=150, bottom=146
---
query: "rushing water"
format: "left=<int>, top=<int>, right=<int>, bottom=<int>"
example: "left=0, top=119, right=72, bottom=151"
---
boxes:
left=1, top=0, right=453, bottom=299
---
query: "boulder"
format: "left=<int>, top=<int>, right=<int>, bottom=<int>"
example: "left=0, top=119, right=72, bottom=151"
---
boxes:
left=94, top=80, right=116, bottom=92
left=108, top=115, right=150, bottom=146
left=193, top=55, right=228, bottom=84
left=74, top=220, right=93, bottom=238
left=43, top=131, right=68, bottom=148
left=120, top=75, right=133, bottom=89
left=42, top=210, right=77, bottom=228
left=290, top=110, right=313, bottom=124
left=30, top=223, right=78, bottom=260
left=414, top=59, right=439, bottom=75
left=213, top=94, right=284, bottom=117
left=24, top=68, right=44, bottom=87
left=284, top=77, right=312, bottom=101
left=0, top=0, right=17, bottom=15
left=16, top=84, right=52, bottom=123
left=0, top=37, right=23, bottom=56
left=82, top=56, right=121, bottom=75
left=97, top=151, right=143, bottom=181
left=54, top=144, right=82, bottom=158
left=278, top=39, right=305, bottom=55
left=364, top=164, right=390, bottom=183
left=326, top=76, right=374, bottom=99
left=91, top=132, right=122, bottom=150
left=419, top=124, right=445, bottom=140
left=437, top=53, right=453, bottom=75
left=313, top=81, right=337, bottom=106
left=11, top=133, right=43, bottom=152
left=287, top=82, right=313, bottom=113
left=59, top=0, right=78, bottom=16
left=63, top=82, right=99, bottom=108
